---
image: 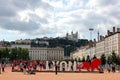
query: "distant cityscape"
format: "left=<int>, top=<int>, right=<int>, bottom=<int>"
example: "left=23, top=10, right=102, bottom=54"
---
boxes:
left=0, top=27, right=120, bottom=61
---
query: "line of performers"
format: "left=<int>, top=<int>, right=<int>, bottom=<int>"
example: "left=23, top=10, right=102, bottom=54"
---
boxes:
left=12, top=60, right=45, bottom=72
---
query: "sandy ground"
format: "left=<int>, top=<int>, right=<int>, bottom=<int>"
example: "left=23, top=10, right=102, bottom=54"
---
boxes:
left=0, top=67, right=120, bottom=80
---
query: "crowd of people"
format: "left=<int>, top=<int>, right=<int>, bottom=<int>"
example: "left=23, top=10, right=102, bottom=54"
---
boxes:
left=0, top=60, right=120, bottom=75
left=11, top=60, right=72, bottom=72
left=12, top=60, right=45, bottom=74
left=107, top=64, right=120, bottom=73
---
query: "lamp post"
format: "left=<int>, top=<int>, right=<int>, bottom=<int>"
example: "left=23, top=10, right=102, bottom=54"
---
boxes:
left=89, top=28, right=94, bottom=41
left=89, top=28, right=94, bottom=58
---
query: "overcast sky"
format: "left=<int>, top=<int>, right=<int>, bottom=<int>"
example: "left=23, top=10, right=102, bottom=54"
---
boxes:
left=0, top=0, right=120, bottom=41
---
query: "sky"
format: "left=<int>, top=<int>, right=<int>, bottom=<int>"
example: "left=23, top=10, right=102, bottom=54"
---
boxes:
left=0, top=0, right=120, bottom=41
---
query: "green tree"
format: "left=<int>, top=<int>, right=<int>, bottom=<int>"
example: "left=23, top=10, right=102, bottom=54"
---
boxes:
left=107, top=55, right=112, bottom=65
left=111, top=51, right=117, bottom=64
left=117, top=56, right=120, bottom=65
left=21, top=48, right=29, bottom=60
left=100, top=54, right=106, bottom=65
left=9, top=47, right=18, bottom=60
left=82, top=56, right=85, bottom=62
left=17, top=47, right=22, bottom=60
left=9, top=47, right=29, bottom=61
left=0, top=48, right=10, bottom=60
left=116, top=56, right=120, bottom=65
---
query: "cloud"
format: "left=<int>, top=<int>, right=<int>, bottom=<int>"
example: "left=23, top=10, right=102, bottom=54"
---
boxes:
left=0, top=0, right=53, bottom=33
left=87, top=0, right=120, bottom=7
left=0, top=0, right=120, bottom=41
left=50, top=0, right=120, bottom=39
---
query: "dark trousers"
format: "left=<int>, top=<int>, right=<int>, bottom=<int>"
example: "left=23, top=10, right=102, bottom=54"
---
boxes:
left=62, top=68, right=65, bottom=71
left=55, top=67, right=57, bottom=75
left=2, top=68, right=4, bottom=72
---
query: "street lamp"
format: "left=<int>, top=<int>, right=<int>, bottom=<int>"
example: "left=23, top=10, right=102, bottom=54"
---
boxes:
left=89, top=28, right=94, bottom=41
left=89, top=28, right=94, bottom=58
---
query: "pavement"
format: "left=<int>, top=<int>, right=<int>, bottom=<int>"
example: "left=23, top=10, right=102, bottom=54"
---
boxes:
left=0, top=67, right=120, bottom=80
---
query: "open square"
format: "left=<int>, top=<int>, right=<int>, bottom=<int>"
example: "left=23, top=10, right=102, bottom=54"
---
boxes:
left=0, top=67, right=120, bottom=80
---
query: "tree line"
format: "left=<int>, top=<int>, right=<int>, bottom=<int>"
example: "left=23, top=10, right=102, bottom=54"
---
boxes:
left=0, top=47, right=29, bottom=62
left=100, top=51, right=120, bottom=65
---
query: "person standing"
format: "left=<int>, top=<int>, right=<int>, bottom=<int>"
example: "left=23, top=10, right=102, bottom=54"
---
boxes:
left=62, top=63, right=65, bottom=72
left=1, top=61, right=5, bottom=72
left=55, top=61, right=58, bottom=75
left=23, top=63, right=27, bottom=74
left=112, top=64, right=116, bottom=73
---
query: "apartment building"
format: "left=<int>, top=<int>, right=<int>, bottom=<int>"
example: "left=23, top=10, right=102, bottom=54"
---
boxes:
left=15, top=39, right=31, bottom=44
left=71, top=46, right=89, bottom=60
left=95, top=27, right=120, bottom=58
left=29, top=47, right=64, bottom=60
left=71, top=27, right=120, bottom=59
left=11, top=44, right=31, bottom=49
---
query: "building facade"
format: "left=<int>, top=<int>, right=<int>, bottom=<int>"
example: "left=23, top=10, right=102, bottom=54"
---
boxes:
left=71, top=46, right=89, bottom=60
left=29, top=47, right=64, bottom=60
left=95, top=27, right=120, bottom=58
left=86, top=46, right=96, bottom=58
left=11, top=44, right=31, bottom=49
left=95, top=40, right=105, bottom=58
left=71, top=27, right=120, bottom=59
left=15, top=39, right=31, bottom=44
left=29, top=47, right=48, bottom=60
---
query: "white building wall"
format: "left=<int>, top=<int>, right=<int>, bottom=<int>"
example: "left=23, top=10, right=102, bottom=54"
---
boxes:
left=96, top=41, right=105, bottom=58
left=72, top=29, right=120, bottom=59
left=11, top=44, right=31, bottom=49
left=72, top=46, right=89, bottom=60
left=95, top=33, right=120, bottom=58
left=104, top=33, right=119, bottom=57
left=29, top=47, right=64, bottom=60
left=86, top=46, right=95, bottom=59
left=29, top=48, right=48, bottom=60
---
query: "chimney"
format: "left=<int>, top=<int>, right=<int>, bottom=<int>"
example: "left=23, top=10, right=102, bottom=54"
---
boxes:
left=109, top=31, right=113, bottom=35
left=113, top=27, right=115, bottom=33
left=102, top=36, right=104, bottom=40
left=117, top=28, right=120, bottom=32
left=107, top=30, right=110, bottom=36
left=100, top=35, right=104, bottom=41
left=100, top=35, right=102, bottom=41
left=94, top=39, right=96, bottom=43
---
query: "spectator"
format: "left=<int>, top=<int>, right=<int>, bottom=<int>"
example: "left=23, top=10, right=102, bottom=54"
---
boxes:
left=55, top=61, right=58, bottom=75
left=112, top=64, right=116, bottom=73
left=23, top=64, right=27, bottom=74
left=1, top=61, right=5, bottom=72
